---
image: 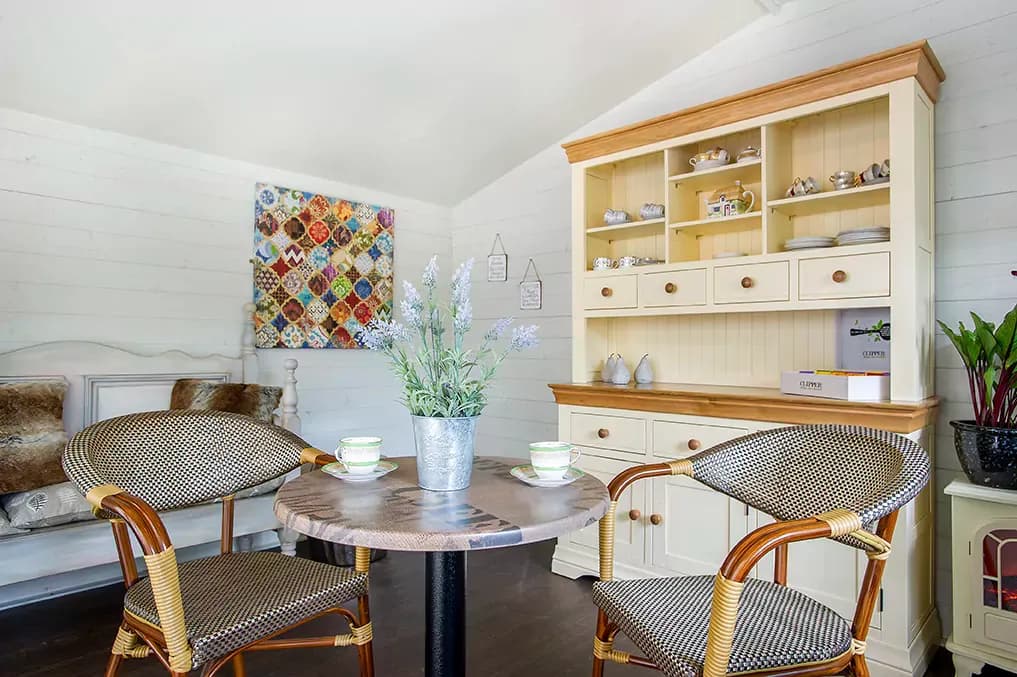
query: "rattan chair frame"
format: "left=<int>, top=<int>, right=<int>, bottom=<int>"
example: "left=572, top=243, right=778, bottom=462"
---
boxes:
left=590, top=427, right=921, bottom=677
left=66, top=418, right=372, bottom=677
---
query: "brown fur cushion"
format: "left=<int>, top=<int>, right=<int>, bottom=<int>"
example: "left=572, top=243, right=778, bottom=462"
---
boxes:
left=0, top=381, right=69, bottom=494
left=170, top=380, right=282, bottom=423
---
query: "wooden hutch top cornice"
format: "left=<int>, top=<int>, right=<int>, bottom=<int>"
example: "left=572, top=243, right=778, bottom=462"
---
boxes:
left=549, top=382, right=938, bottom=434
left=561, top=40, right=945, bottom=164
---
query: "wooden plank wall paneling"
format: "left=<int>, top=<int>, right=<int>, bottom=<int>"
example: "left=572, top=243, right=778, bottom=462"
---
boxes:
left=0, top=108, right=453, bottom=453
left=451, top=0, right=1017, bottom=636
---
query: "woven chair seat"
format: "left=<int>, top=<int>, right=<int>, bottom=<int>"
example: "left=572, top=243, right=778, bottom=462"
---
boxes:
left=593, top=575, right=852, bottom=677
left=125, top=551, right=368, bottom=668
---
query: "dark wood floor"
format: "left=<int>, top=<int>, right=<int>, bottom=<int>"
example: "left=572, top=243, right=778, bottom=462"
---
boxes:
left=0, top=540, right=1008, bottom=677
left=1, top=541, right=603, bottom=676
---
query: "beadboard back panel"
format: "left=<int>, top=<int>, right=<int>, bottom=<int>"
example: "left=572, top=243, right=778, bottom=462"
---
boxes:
left=584, top=310, right=838, bottom=387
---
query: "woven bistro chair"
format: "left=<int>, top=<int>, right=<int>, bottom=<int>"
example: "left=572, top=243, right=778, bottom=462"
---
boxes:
left=62, top=409, right=375, bottom=677
left=590, top=424, right=930, bottom=677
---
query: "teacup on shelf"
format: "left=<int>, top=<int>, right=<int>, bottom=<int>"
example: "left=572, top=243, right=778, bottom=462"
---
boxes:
left=829, top=170, right=859, bottom=191
left=593, top=257, right=616, bottom=271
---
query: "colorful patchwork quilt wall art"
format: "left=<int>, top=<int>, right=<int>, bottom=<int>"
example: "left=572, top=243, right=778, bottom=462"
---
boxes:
left=252, top=183, right=395, bottom=349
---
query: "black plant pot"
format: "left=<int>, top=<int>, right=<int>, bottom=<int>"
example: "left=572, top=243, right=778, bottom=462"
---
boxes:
left=952, top=420, right=1017, bottom=490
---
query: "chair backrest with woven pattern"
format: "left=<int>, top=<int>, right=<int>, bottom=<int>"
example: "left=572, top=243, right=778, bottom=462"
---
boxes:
left=689, top=425, right=929, bottom=541
left=63, top=409, right=309, bottom=512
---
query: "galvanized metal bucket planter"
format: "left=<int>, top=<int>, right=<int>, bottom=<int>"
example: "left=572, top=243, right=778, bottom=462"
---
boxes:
left=411, top=415, right=479, bottom=491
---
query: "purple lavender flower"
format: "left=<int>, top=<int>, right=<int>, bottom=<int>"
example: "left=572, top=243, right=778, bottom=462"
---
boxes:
left=484, top=317, right=513, bottom=342
left=509, top=324, right=539, bottom=351
left=400, top=280, right=424, bottom=329
left=451, top=258, right=474, bottom=307
left=454, top=300, right=473, bottom=334
left=422, top=255, right=439, bottom=289
left=359, top=319, right=409, bottom=350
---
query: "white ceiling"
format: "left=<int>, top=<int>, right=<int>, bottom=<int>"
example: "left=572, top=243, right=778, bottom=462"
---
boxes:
left=0, top=0, right=766, bottom=205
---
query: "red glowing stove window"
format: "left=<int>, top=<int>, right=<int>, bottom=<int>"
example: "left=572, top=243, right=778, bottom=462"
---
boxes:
left=983, top=530, right=1017, bottom=612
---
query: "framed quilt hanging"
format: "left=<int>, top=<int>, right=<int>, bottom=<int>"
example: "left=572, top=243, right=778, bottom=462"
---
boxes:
left=252, top=183, right=395, bottom=348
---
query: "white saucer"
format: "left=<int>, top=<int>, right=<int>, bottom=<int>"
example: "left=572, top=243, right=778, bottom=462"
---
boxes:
left=691, top=158, right=729, bottom=171
left=511, top=465, right=584, bottom=488
left=322, top=459, right=398, bottom=482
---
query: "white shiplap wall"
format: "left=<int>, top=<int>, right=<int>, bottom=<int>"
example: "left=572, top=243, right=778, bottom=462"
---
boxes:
left=451, top=0, right=1017, bottom=637
left=0, top=107, right=452, bottom=452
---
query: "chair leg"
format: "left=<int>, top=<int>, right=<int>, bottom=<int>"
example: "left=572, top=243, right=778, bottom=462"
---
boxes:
left=356, top=595, right=375, bottom=677
left=103, top=653, right=124, bottom=677
left=232, top=653, right=247, bottom=677
left=851, top=654, right=870, bottom=677
left=592, top=610, right=611, bottom=677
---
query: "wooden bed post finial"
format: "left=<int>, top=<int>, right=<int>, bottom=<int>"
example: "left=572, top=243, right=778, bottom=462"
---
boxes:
left=281, top=359, right=301, bottom=435
left=241, top=302, right=258, bottom=383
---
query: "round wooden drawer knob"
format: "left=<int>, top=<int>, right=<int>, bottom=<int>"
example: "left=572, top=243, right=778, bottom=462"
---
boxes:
left=601, top=287, right=613, bottom=297
left=740, top=276, right=754, bottom=289
left=649, top=514, right=663, bottom=526
left=687, top=438, right=701, bottom=451
left=664, top=282, right=677, bottom=294
left=628, top=509, right=641, bottom=521
left=832, top=270, right=847, bottom=283
left=597, top=428, right=610, bottom=439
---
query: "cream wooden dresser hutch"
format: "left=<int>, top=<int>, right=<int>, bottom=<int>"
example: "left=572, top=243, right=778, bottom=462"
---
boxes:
left=549, top=43, right=944, bottom=677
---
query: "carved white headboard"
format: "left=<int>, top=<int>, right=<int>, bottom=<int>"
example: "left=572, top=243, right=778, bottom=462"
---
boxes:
left=0, top=305, right=300, bottom=435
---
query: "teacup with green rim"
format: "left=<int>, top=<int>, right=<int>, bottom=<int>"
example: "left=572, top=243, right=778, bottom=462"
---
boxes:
left=337, top=436, right=383, bottom=475
left=529, top=441, right=581, bottom=481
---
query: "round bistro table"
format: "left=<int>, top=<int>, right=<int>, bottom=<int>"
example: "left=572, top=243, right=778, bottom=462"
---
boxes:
left=274, top=455, right=609, bottom=677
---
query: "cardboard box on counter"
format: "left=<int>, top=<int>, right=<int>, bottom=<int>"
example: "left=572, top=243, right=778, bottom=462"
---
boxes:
left=780, top=370, right=890, bottom=401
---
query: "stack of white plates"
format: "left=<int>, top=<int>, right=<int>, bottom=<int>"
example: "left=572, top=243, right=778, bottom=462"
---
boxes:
left=784, top=236, right=836, bottom=251
left=836, top=226, right=890, bottom=246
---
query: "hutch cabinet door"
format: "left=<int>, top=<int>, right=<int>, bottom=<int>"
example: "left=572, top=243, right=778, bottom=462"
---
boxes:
left=565, top=452, right=647, bottom=567
left=649, top=474, right=751, bottom=576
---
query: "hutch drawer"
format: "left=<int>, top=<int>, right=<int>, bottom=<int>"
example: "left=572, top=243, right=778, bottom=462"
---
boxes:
left=583, top=276, right=637, bottom=310
left=570, top=411, right=645, bottom=454
left=651, top=420, right=748, bottom=459
left=638, top=269, right=708, bottom=307
left=714, top=261, right=789, bottom=304
left=798, top=252, right=890, bottom=301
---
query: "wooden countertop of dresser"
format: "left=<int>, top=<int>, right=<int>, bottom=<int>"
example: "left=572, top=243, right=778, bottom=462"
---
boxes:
left=548, top=382, right=938, bottom=434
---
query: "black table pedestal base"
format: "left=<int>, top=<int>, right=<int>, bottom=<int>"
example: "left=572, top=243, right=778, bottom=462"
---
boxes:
left=425, top=551, right=467, bottom=677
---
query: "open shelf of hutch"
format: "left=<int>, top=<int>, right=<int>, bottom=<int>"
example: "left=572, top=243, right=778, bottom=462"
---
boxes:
left=550, top=41, right=944, bottom=677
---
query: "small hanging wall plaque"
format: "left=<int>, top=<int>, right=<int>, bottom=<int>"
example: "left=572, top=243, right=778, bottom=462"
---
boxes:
left=487, top=233, right=508, bottom=282
left=519, top=258, right=542, bottom=310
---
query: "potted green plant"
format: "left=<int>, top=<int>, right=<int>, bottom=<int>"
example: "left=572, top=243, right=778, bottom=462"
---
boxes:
left=359, top=256, right=538, bottom=491
left=939, top=304, right=1017, bottom=489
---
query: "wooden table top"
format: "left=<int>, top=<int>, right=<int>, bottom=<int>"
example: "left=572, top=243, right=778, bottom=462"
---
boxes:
left=274, top=456, right=610, bottom=552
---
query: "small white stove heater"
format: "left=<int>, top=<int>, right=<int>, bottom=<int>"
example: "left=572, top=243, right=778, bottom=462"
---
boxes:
left=945, top=480, right=1017, bottom=677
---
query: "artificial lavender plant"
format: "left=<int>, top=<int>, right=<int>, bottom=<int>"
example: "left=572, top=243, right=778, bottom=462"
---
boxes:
left=359, top=256, right=539, bottom=418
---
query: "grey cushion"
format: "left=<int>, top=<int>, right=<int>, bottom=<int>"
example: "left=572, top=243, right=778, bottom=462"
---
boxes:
left=1, top=481, right=92, bottom=529
left=0, top=505, right=27, bottom=536
left=124, top=551, right=368, bottom=668
left=593, top=575, right=852, bottom=677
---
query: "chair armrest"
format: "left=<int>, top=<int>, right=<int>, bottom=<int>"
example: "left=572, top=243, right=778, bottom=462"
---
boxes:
left=599, top=459, right=695, bottom=581
left=85, top=487, right=192, bottom=673
left=700, top=509, right=893, bottom=677
left=299, top=447, right=338, bottom=466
